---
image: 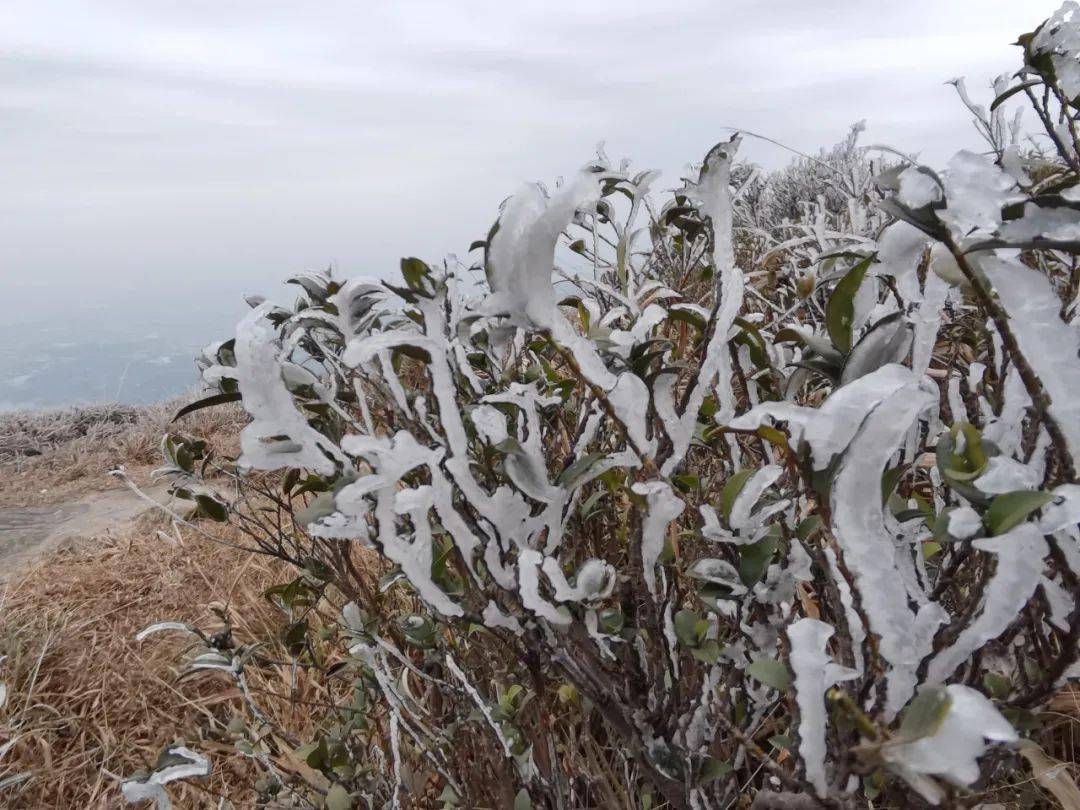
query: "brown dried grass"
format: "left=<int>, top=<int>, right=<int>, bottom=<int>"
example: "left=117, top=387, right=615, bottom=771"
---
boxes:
left=0, top=399, right=292, bottom=807
left=0, top=399, right=244, bottom=508
left=0, top=508, right=302, bottom=808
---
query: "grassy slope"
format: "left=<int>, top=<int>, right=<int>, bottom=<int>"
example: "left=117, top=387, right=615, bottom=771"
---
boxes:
left=0, top=402, right=297, bottom=808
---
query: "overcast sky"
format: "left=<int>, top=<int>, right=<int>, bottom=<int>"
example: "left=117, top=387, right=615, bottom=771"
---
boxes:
left=0, top=1, right=1057, bottom=316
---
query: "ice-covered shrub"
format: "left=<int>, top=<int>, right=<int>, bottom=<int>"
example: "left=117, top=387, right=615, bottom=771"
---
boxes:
left=126, top=6, right=1080, bottom=808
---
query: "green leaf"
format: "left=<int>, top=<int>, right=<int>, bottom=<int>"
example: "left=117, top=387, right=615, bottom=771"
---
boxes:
left=172, top=391, right=242, bottom=422
left=325, top=783, right=352, bottom=810
left=402, top=615, right=438, bottom=648
left=668, top=307, right=707, bottom=333
left=984, top=490, right=1053, bottom=535
left=739, top=529, right=779, bottom=587
left=796, top=515, right=824, bottom=542
left=691, top=639, right=722, bottom=664
left=880, top=464, right=907, bottom=505
left=747, top=656, right=790, bottom=691
left=896, top=687, right=952, bottom=743
left=674, top=610, right=702, bottom=647
left=720, top=469, right=755, bottom=523
left=194, top=493, right=229, bottom=522
left=557, top=452, right=607, bottom=488
left=295, top=491, right=337, bottom=527
left=990, top=79, right=1042, bottom=111
left=825, top=255, right=874, bottom=353
left=672, top=473, right=700, bottom=493
left=598, top=608, right=624, bottom=634
left=698, top=755, right=732, bottom=785
left=283, top=619, right=309, bottom=657
left=768, top=734, right=793, bottom=751
left=983, top=672, right=1012, bottom=700
left=400, top=257, right=431, bottom=291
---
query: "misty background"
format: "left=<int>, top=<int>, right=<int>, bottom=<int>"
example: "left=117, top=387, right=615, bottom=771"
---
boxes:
left=0, top=0, right=1051, bottom=410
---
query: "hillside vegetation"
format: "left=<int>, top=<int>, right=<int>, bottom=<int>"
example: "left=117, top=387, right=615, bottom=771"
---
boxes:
left=8, top=5, right=1080, bottom=809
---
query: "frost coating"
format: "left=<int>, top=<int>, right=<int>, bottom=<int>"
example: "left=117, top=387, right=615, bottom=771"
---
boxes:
left=729, top=364, right=914, bottom=471
left=632, top=481, right=685, bottom=600
left=927, top=524, right=1048, bottom=684
left=1032, top=2, right=1080, bottom=101
left=982, top=255, right=1080, bottom=470
left=1040, top=484, right=1080, bottom=533
left=661, top=135, right=744, bottom=474
left=483, top=171, right=602, bottom=329
left=121, top=745, right=210, bottom=810
left=235, top=304, right=345, bottom=476
left=787, top=619, right=857, bottom=797
left=882, top=685, right=1018, bottom=805
left=946, top=507, right=983, bottom=540
left=157, top=90, right=1080, bottom=803
left=826, top=369, right=945, bottom=717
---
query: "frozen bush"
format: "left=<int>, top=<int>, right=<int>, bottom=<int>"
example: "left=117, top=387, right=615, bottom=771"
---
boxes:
left=126, top=6, right=1080, bottom=808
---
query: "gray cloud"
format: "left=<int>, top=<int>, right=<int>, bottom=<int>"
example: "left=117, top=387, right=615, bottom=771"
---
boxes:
left=0, top=0, right=1058, bottom=315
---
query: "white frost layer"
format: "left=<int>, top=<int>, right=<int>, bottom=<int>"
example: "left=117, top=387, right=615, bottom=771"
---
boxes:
left=632, top=481, right=685, bottom=601
left=982, top=255, right=1080, bottom=471
left=483, top=171, right=602, bottom=329
left=973, top=457, right=1041, bottom=494
left=927, top=523, right=1047, bottom=684
left=883, top=685, right=1017, bottom=805
left=661, top=136, right=744, bottom=474
left=1040, top=483, right=1080, bottom=533
left=235, top=304, right=344, bottom=475
left=787, top=618, right=857, bottom=797
left=826, top=368, right=946, bottom=717
left=728, top=464, right=783, bottom=531
left=121, top=745, right=210, bottom=810
left=946, top=507, right=983, bottom=540
left=729, top=364, right=914, bottom=471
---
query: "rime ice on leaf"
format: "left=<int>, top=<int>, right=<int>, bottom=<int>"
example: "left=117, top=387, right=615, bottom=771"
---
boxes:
left=483, top=171, right=602, bottom=329
left=825, top=367, right=945, bottom=716
left=729, top=363, right=916, bottom=471
left=121, top=745, right=210, bottom=810
left=939, top=151, right=1023, bottom=239
left=1040, top=483, right=1080, bottom=533
left=882, top=685, right=1018, bottom=805
left=1032, top=2, right=1080, bottom=101
left=660, top=136, right=745, bottom=473
left=927, top=524, right=1047, bottom=684
left=235, top=304, right=344, bottom=476
left=982, top=255, right=1080, bottom=470
left=729, top=366, right=946, bottom=714
left=787, top=619, right=857, bottom=797
left=633, top=481, right=684, bottom=600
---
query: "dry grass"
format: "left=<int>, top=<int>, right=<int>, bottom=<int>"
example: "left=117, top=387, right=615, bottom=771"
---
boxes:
left=0, top=399, right=283, bottom=807
left=0, top=398, right=244, bottom=508
left=0, top=514, right=288, bottom=807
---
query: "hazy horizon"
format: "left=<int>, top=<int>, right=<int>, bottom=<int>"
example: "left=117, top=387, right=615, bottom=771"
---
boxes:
left=0, top=0, right=1057, bottom=410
